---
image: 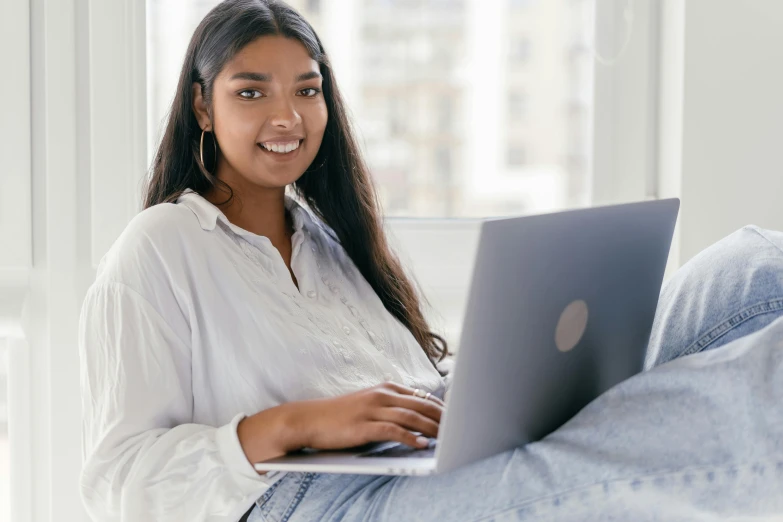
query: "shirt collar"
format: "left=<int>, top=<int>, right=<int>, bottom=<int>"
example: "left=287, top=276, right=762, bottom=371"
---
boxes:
left=176, top=188, right=316, bottom=238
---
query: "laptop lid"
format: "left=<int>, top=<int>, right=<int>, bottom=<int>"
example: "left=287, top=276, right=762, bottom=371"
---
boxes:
left=435, top=198, right=680, bottom=473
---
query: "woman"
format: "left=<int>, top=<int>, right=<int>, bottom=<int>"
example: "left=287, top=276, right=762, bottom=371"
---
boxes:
left=78, top=1, right=783, bottom=520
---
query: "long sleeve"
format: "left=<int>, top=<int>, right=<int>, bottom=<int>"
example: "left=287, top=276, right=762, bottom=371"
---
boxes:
left=78, top=281, right=278, bottom=521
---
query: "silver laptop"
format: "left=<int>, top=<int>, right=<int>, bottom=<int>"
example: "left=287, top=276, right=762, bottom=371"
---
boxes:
left=254, top=198, right=680, bottom=476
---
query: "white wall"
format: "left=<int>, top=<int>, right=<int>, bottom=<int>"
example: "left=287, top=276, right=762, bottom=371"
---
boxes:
left=677, top=0, right=783, bottom=262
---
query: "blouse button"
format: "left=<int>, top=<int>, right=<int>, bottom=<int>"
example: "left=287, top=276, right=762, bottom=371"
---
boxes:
left=332, top=339, right=341, bottom=347
left=343, top=326, right=351, bottom=335
left=307, top=290, right=317, bottom=299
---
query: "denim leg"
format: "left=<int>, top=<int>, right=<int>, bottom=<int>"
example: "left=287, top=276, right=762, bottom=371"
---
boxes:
left=645, top=225, right=783, bottom=370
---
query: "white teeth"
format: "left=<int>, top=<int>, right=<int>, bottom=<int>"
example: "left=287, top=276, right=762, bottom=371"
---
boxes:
left=262, top=140, right=300, bottom=154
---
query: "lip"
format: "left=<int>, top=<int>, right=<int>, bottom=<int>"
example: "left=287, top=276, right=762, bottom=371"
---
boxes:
left=257, top=139, right=304, bottom=161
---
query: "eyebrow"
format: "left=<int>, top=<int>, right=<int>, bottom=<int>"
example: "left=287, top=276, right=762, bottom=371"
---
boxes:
left=229, top=71, right=322, bottom=82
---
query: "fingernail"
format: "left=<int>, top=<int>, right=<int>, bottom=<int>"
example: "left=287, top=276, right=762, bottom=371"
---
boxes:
left=416, top=436, right=429, bottom=446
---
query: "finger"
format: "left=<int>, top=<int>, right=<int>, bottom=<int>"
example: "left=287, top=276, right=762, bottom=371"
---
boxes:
left=382, top=381, right=446, bottom=407
left=385, top=393, right=444, bottom=424
left=365, top=421, right=432, bottom=448
left=371, top=406, right=440, bottom=439
left=373, top=384, right=444, bottom=422
left=386, top=381, right=446, bottom=406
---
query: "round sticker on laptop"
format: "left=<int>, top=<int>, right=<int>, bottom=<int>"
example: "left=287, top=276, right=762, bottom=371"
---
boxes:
left=555, top=299, right=588, bottom=353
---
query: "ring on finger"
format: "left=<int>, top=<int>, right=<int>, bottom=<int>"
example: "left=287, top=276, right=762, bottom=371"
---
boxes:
left=413, top=388, right=427, bottom=398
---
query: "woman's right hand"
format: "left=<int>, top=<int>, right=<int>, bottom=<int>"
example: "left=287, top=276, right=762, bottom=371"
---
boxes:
left=281, top=381, right=445, bottom=452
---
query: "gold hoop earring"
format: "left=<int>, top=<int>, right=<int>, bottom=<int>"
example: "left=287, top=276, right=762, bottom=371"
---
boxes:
left=200, top=129, right=217, bottom=173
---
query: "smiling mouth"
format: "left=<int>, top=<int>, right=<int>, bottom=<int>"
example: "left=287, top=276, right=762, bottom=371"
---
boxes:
left=258, top=139, right=304, bottom=155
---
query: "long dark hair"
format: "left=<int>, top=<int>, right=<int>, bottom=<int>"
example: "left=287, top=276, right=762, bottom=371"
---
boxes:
left=144, top=0, right=449, bottom=366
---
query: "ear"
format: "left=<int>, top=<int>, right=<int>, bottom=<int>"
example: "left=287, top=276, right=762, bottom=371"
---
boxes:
left=192, top=82, right=212, bottom=131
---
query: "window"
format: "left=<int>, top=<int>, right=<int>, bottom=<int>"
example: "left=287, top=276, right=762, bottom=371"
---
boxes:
left=145, top=0, right=598, bottom=347
left=508, top=36, right=532, bottom=64
left=509, top=0, right=537, bottom=8
left=147, top=0, right=596, bottom=218
left=507, top=145, right=527, bottom=167
left=508, top=92, right=528, bottom=120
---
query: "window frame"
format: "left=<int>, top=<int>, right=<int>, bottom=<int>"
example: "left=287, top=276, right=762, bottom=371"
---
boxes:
left=0, top=0, right=32, bottom=518
left=0, top=0, right=32, bottom=272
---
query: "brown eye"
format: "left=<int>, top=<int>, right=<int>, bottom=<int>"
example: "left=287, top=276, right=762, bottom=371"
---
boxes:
left=299, top=88, right=321, bottom=97
left=239, top=89, right=262, bottom=99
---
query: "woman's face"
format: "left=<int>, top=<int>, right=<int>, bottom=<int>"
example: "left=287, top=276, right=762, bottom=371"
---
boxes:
left=194, top=35, right=328, bottom=191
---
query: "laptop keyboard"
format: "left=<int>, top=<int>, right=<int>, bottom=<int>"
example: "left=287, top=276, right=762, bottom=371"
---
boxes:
left=358, top=438, right=437, bottom=459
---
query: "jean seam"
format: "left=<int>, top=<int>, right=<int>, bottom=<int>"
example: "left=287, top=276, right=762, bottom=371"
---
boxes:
left=255, top=477, right=284, bottom=517
left=680, top=298, right=783, bottom=358
left=278, top=472, right=318, bottom=522
left=748, top=226, right=783, bottom=256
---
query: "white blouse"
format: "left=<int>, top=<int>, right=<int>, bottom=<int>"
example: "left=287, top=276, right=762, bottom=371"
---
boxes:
left=78, top=188, right=448, bottom=521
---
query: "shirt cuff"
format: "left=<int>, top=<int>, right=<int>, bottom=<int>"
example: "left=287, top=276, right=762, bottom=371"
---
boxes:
left=216, top=412, right=285, bottom=487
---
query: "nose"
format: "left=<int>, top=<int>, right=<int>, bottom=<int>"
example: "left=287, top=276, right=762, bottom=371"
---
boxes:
left=268, top=96, right=302, bottom=129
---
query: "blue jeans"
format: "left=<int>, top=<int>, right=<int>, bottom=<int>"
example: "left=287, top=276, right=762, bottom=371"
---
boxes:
left=248, top=225, right=783, bottom=522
